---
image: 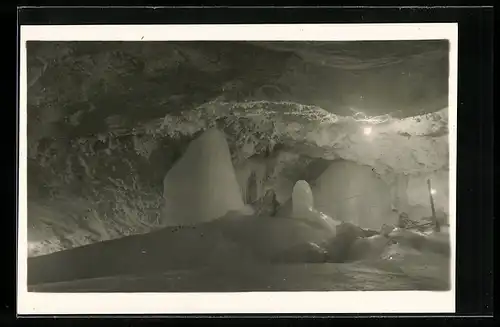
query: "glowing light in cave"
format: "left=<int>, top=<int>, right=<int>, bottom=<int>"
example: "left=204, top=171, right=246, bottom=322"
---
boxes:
left=430, top=188, right=437, bottom=195
left=363, top=127, right=372, bottom=135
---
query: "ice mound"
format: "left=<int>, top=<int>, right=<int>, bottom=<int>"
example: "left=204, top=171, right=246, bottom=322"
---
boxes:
left=161, top=128, right=245, bottom=226
left=312, top=160, right=396, bottom=230
left=219, top=216, right=335, bottom=261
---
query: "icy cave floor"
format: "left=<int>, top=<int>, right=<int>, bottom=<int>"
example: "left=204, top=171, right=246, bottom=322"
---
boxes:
left=27, top=215, right=451, bottom=293
left=29, top=259, right=450, bottom=293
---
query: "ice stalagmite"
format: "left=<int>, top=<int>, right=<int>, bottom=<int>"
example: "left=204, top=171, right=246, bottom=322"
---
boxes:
left=292, top=180, right=314, bottom=219
left=161, top=128, right=245, bottom=226
left=291, top=180, right=339, bottom=233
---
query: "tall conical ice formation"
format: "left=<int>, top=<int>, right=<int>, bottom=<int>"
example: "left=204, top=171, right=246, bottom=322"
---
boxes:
left=161, top=128, right=245, bottom=226
left=292, top=180, right=314, bottom=219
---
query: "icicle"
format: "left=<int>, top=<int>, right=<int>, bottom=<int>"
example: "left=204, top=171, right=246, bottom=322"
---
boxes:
left=255, top=163, right=266, bottom=201
left=235, top=165, right=250, bottom=205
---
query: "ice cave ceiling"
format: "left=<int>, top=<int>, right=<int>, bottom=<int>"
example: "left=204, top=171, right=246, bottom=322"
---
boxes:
left=26, top=40, right=450, bottom=198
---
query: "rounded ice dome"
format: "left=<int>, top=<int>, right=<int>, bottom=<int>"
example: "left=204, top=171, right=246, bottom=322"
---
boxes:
left=292, top=180, right=314, bottom=218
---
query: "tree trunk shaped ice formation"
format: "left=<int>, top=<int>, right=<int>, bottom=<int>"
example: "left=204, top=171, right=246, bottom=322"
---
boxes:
left=161, top=128, right=245, bottom=226
left=313, top=160, right=396, bottom=230
left=234, top=157, right=268, bottom=206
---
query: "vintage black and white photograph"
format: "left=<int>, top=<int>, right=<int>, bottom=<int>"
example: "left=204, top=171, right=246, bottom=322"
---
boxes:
left=18, top=24, right=457, bottom=314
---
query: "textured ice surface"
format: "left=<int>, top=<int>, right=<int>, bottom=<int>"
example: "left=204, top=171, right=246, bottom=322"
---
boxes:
left=143, top=103, right=449, bottom=175
left=161, top=128, right=245, bottom=226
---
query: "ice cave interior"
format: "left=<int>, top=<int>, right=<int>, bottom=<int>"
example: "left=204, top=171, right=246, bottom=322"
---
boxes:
left=25, top=40, right=452, bottom=291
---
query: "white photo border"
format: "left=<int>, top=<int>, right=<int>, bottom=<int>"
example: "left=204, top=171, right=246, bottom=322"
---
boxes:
left=18, top=23, right=458, bottom=315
